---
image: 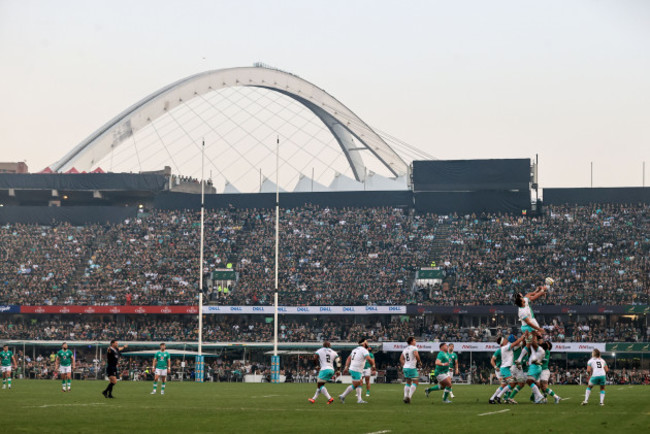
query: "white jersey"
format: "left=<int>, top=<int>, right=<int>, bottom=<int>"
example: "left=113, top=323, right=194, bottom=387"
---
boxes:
left=528, top=346, right=545, bottom=365
left=587, top=357, right=608, bottom=377
left=315, top=347, right=338, bottom=371
left=518, top=297, right=540, bottom=328
left=349, top=346, right=370, bottom=372
left=500, top=343, right=516, bottom=367
left=401, top=345, right=419, bottom=369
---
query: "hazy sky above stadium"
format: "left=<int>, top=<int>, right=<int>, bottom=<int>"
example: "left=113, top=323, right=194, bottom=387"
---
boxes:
left=1, top=0, right=649, bottom=188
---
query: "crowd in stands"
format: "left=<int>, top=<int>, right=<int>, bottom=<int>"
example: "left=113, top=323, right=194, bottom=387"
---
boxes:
left=1, top=203, right=648, bottom=306
left=1, top=315, right=646, bottom=343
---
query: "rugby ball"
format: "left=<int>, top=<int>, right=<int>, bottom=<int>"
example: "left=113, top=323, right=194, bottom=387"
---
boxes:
left=545, top=277, right=555, bottom=286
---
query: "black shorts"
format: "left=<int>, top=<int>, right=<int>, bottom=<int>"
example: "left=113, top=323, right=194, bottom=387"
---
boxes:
left=106, top=366, right=118, bottom=377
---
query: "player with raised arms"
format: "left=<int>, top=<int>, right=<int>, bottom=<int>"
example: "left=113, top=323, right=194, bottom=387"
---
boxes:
left=308, top=341, right=339, bottom=404
left=582, top=348, right=609, bottom=406
left=514, top=281, right=548, bottom=336
left=339, top=338, right=375, bottom=404
left=538, top=341, right=561, bottom=403
left=524, top=333, right=548, bottom=404
left=151, top=343, right=171, bottom=395
left=55, top=342, right=75, bottom=392
left=400, top=336, right=421, bottom=404
left=1, top=344, right=17, bottom=390
left=494, top=333, right=527, bottom=404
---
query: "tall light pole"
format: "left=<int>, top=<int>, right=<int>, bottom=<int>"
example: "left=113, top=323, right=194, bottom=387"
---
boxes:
left=197, top=140, right=206, bottom=382
left=272, top=136, right=281, bottom=383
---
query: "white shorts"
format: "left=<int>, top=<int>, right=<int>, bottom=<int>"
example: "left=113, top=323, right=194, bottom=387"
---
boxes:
left=511, top=366, right=526, bottom=383
left=59, top=366, right=72, bottom=374
left=155, top=368, right=168, bottom=377
left=1, top=366, right=11, bottom=373
left=540, top=369, right=551, bottom=382
left=495, top=369, right=502, bottom=380
left=436, top=373, right=450, bottom=382
left=362, top=368, right=372, bottom=377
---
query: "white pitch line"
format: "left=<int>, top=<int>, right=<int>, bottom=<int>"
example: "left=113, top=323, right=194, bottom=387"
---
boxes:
left=561, top=397, right=572, bottom=401
left=28, top=403, right=106, bottom=409
left=251, top=394, right=284, bottom=398
left=477, top=409, right=511, bottom=417
left=366, top=431, right=392, bottom=434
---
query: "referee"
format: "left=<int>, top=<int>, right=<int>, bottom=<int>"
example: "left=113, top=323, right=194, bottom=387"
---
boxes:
left=102, top=340, right=128, bottom=398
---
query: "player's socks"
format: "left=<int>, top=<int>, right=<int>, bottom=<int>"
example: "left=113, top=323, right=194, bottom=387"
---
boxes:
left=426, top=384, right=440, bottom=393
left=153, top=382, right=157, bottom=393
left=311, top=387, right=320, bottom=401
left=321, top=386, right=332, bottom=400
left=7, top=378, right=11, bottom=388
left=530, top=384, right=544, bottom=402
left=404, top=385, right=410, bottom=399
left=67, top=379, right=71, bottom=390
left=1, top=378, right=5, bottom=388
left=490, top=386, right=503, bottom=400
left=161, top=383, right=165, bottom=394
left=584, top=388, right=591, bottom=402
left=546, top=388, right=555, bottom=397
left=410, top=383, right=417, bottom=398
left=599, top=391, right=605, bottom=404
left=341, top=385, right=354, bottom=398
left=442, top=388, right=449, bottom=401
left=509, top=385, right=521, bottom=398
left=497, top=385, right=510, bottom=399
left=356, top=386, right=363, bottom=402
left=62, top=379, right=66, bottom=390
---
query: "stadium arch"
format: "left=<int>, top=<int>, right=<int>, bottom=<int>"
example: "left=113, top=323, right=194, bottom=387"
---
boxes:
left=50, top=65, right=408, bottom=181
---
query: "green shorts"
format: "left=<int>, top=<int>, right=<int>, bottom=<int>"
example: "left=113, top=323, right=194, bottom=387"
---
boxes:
left=318, top=369, right=335, bottom=382
left=527, top=364, right=542, bottom=380
left=350, top=370, right=362, bottom=381
left=589, top=376, right=606, bottom=386
left=499, top=366, right=512, bottom=378
left=403, top=368, right=419, bottom=379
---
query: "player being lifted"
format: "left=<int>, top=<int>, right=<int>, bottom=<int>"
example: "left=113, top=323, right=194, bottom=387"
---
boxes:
left=514, top=283, right=548, bottom=336
left=151, top=343, right=171, bottom=395
left=55, top=342, right=75, bottom=392
left=1, top=344, right=17, bottom=390
left=424, top=342, right=453, bottom=403
left=309, top=341, right=339, bottom=404
left=339, top=338, right=375, bottom=404
left=363, top=346, right=375, bottom=397
left=582, top=348, right=609, bottom=406
left=400, top=336, right=421, bottom=404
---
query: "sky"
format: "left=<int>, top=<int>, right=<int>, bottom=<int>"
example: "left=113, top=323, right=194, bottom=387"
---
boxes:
left=1, top=0, right=649, bottom=188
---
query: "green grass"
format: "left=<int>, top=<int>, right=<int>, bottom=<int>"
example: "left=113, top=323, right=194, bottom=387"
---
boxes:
left=0, top=380, right=648, bottom=433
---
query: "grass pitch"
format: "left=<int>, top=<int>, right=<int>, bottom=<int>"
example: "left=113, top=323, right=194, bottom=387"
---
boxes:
left=0, top=380, right=648, bottom=433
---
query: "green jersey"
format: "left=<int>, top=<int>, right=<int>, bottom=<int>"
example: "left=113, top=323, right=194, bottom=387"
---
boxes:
left=492, top=348, right=502, bottom=368
left=56, top=349, right=74, bottom=367
left=542, top=349, right=550, bottom=370
left=154, top=351, right=170, bottom=370
left=0, top=350, right=13, bottom=366
left=447, top=351, right=458, bottom=373
left=363, top=352, right=375, bottom=369
left=434, top=351, right=450, bottom=376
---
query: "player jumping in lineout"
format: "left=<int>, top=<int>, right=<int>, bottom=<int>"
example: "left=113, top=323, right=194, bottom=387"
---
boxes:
left=151, top=343, right=171, bottom=395
left=309, top=341, right=339, bottom=404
